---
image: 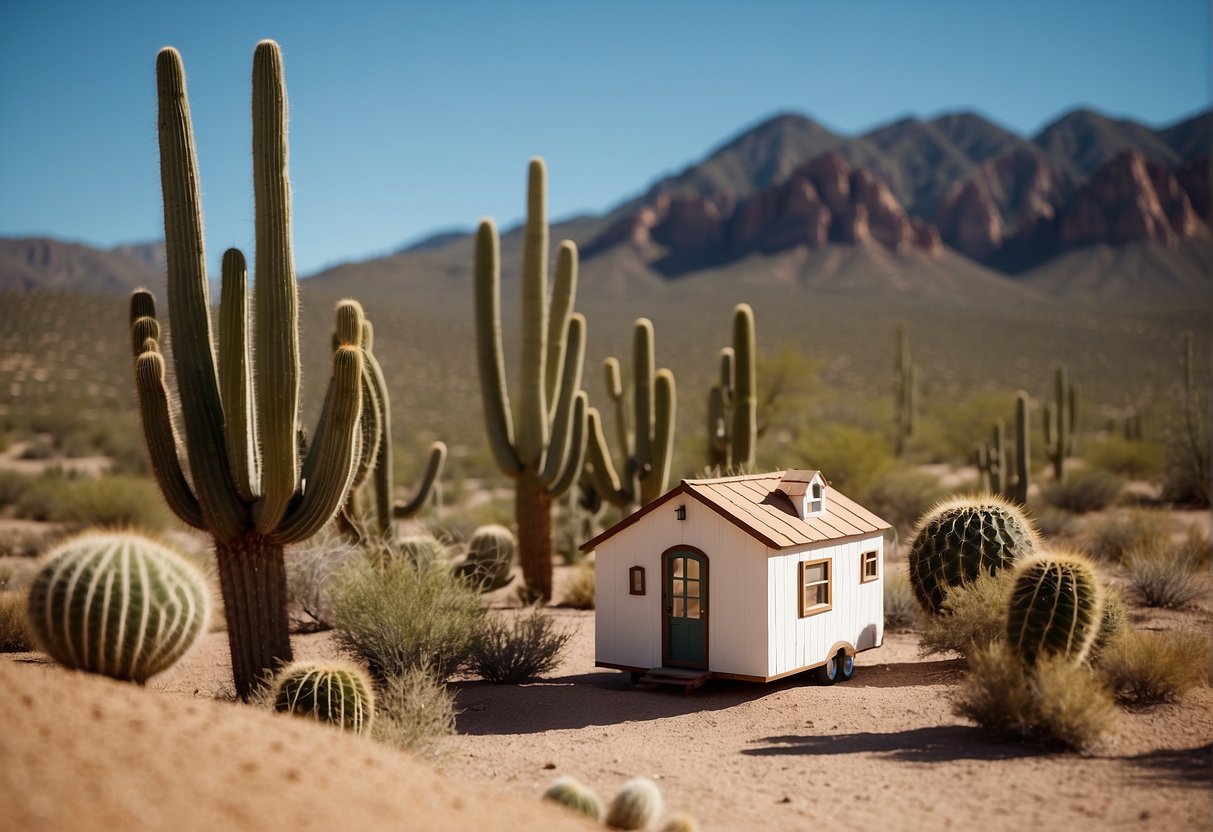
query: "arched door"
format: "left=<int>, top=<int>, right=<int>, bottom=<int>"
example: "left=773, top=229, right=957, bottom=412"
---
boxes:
left=663, top=548, right=708, bottom=668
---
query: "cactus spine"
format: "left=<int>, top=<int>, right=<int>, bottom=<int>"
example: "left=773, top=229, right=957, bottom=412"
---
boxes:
left=908, top=495, right=1039, bottom=614
left=26, top=532, right=210, bottom=683
left=454, top=525, right=517, bottom=592
left=586, top=318, right=677, bottom=511
left=606, top=777, right=664, bottom=830
left=132, top=42, right=368, bottom=699
left=1044, top=364, right=1077, bottom=482
left=1005, top=552, right=1103, bottom=665
left=543, top=776, right=605, bottom=821
left=474, top=159, right=589, bottom=601
left=271, top=661, right=375, bottom=734
left=707, top=304, right=757, bottom=470
left=894, top=324, right=919, bottom=456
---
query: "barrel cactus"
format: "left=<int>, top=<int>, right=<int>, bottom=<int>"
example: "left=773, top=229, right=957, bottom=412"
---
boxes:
left=606, top=777, right=663, bottom=830
left=454, top=525, right=516, bottom=592
left=908, top=495, right=1039, bottom=614
left=271, top=661, right=375, bottom=734
left=542, top=776, right=604, bottom=821
left=660, top=815, right=701, bottom=832
left=1005, top=551, right=1104, bottom=666
left=26, top=532, right=210, bottom=683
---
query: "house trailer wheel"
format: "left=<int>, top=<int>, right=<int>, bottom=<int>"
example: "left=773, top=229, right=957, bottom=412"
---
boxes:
left=837, top=652, right=855, bottom=682
left=814, top=655, right=838, bottom=685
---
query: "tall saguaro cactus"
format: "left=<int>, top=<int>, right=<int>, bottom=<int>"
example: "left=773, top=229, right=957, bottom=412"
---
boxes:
left=474, top=159, right=589, bottom=600
left=975, top=392, right=1030, bottom=503
left=1044, top=363, right=1077, bottom=482
left=707, top=303, right=757, bottom=471
left=586, top=318, right=677, bottom=512
left=130, top=42, right=367, bottom=700
left=894, top=324, right=919, bottom=456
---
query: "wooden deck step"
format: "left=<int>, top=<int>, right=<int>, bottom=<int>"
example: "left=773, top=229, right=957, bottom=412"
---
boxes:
left=636, top=667, right=711, bottom=693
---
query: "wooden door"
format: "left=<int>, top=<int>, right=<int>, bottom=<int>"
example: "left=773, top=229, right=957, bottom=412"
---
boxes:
left=664, top=549, right=708, bottom=668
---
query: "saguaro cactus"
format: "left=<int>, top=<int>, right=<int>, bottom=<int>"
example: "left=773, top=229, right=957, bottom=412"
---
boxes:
left=271, top=661, right=376, bottom=734
left=586, top=318, right=677, bottom=511
left=131, top=42, right=367, bottom=699
left=1005, top=551, right=1103, bottom=666
left=1044, top=364, right=1077, bottom=482
left=707, top=303, right=757, bottom=470
left=474, top=159, right=589, bottom=600
left=894, top=324, right=919, bottom=457
left=976, top=393, right=1030, bottom=503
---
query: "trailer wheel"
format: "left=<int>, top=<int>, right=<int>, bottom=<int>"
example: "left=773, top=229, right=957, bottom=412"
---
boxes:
left=837, top=652, right=855, bottom=682
left=814, top=655, right=838, bottom=685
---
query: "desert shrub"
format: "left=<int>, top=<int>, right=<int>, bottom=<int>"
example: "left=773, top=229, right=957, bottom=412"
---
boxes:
left=470, top=608, right=572, bottom=683
left=15, top=472, right=174, bottom=531
left=1081, top=508, right=1171, bottom=562
left=59, top=414, right=148, bottom=474
left=0, top=556, right=38, bottom=591
left=865, top=467, right=950, bottom=538
left=330, top=554, right=484, bottom=680
left=921, top=570, right=1012, bottom=659
left=0, top=591, right=33, bottom=652
left=1126, top=543, right=1208, bottom=608
left=790, top=423, right=893, bottom=503
left=285, top=532, right=360, bottom=632
left=0, top=526, right=66, bottom=558
left=883, top=568, right=920, bottom=631
left=1083, top=436, right=1163, bottom=480
left=954, top=643, right=1116, bottom=753
left=0, top=468, right=32, bottom=507
left=562, top=561, right=595, bottom=610
left=1174, top=525, right=1210, bottom=567
left=1042, top=469, right=1123, bottom=514
left=371, top=665, right=456, bottom=759
left=1030, top=506, right=1078, bottom=540
left=1098, top=630, right=1209, bottom=705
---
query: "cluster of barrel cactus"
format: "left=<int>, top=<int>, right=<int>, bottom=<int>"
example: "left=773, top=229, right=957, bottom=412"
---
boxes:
left=543, top=775, right=692, bottom=831
left=26, top=532, right=210, bottom=683
left=270, top=661, right=376, bottom=734
left=706, top=304, right=758, bottom=471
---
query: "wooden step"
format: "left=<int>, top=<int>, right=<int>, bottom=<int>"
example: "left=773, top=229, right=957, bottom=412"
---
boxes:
left=636, top=667, right=711, bottom=693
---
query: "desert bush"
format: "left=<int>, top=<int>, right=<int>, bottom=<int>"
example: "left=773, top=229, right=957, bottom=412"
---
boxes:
left=921, top=571, right=1012, bottom=658
left=790, top=423, right=893, bottom=503
left=1083, top=436, right=1163, bottom=480
left=285, top=532, right=360, bottom=632
left=883, top=568, right=920, bottom=631
left=954, top=643, right=1116, bottom=753
left=15, top=472, right=174, bottom=531
left=0, top=525, right=66, bottom=558
left=1174, top=524, right=1210, bottom=567
left=1081, top=508, right=1171, bottom=562
left=0, top=556, right=38, bottom=591
left=1031, top=506, right=1078, bottom=541
left=59, top=414, right=148, bottom=474
left=371, top=665, right=456, bottom=759
left=562, top=561, right=596, bottom=610
left=865, top=467, right=950, bottom=538
left=1126, top=543, right=1208, bottom=608
left=470, top=607, right=572, bottom=683
left=1098, top=630, right=1209, bottom=705
left=330, top=554, right=484, bottom=680
left=1043, top=469, right=1123, bottom=514
left=0, top=468, right=32, bottom=507
left=0, top=591, right=33, bottom=652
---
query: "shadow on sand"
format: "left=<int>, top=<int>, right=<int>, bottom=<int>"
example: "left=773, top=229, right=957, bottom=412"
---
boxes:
left=846, top=658, right=965, bottom=688
left=1126, top=743, right=1212, bottom=788
left=742, top=725, right=1046, bottom=762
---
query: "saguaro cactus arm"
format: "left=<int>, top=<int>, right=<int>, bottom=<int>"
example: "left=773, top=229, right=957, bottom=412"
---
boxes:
left=731, top=303, right=757, bottom=468
left=133, top=350, right=205, bottom=530
left=539, top=313, right=586, bottom=490
left=392, top=441, right=448, bottom=519
left=218, top=248, right=260, bottom=502
left=474, top=219, right=523, bottom=476
left=518, top=158, right=550, bottom=468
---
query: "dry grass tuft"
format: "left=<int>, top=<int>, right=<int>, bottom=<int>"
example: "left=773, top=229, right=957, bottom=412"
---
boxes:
left=1098, top=630, right=1209, bottom=705
left=883, top=567, right=920, bottom=631
left=1126, top=541, right=1208, bottom=608
left=1082, top=509, right=1171, bottom=563
left=921, top=571, right=1011, bottom=658
left=562, top=562, right=596, bottom=610
left=0, top=591, right=33, bottom=652
left=470, top=607, right=572, bottom=684
left=1043, top=469, right=1124, bottom=514
left=371, top=666, right=456, bottom=760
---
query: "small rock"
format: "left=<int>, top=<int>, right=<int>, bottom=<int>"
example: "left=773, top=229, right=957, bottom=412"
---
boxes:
left=542, top=762, right=556, bottom=770
left=778, top=796, right=792, bottom=804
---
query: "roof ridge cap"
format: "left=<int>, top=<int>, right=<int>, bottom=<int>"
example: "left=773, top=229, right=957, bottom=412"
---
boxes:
left=683, top=470, right=785, bottom=486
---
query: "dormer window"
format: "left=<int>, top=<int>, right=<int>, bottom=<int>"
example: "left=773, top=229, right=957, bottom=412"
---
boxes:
left=775, top=469, right=827, bottom=519
left=809, top=483, right=823, bottom=514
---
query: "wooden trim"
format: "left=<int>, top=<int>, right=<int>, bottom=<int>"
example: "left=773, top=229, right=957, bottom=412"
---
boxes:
left=661, top=545, right=709, bottom=670
left=860, top=550, right=879, bottom=584
left=599, top=639, right=883, bottom=684
left=597, top=661, right=648, bottom=673
left=629, top=565, right=646, bottom=595
left=798, top=557, right=832, bottom=618
left=683, top=488, right=783, bottom=549
left=580, top=483, right=691, bottom=551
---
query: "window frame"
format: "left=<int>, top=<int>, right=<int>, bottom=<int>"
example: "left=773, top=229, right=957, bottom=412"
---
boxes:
left=629, top=565, right=646, bottom=596
left=860, top=550, right=879, bottom=584
left=798, top=557, right=832, bottom=618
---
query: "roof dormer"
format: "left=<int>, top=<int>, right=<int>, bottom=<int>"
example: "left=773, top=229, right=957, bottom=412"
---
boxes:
left=776, top=469, right=827, bottom=519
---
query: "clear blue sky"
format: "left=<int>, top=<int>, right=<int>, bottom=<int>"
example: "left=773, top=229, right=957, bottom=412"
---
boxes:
left=1, top=0, right=1209, bottom=275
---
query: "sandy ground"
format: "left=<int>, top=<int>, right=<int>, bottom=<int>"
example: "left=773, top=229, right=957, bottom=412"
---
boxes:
left=4, top=585, right=1209, bottom=832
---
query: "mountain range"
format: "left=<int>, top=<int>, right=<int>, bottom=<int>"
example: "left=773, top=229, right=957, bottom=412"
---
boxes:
left=2, top=105, right=1210, bottom=300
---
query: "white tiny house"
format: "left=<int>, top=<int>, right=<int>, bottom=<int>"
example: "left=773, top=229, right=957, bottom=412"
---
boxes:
left=583, top=470, right=891, bottom=688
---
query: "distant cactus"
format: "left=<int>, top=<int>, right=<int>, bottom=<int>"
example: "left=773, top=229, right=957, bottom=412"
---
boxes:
left=543, top=776, right=604, bottom=821
left=975, top=392, right=1030, bottom=504
left=908, top=496, right=1039, bottom=614
left=606, top=777, right=663, bottom=830
left=271, top=661, right=375, bottom=734
left=707, top=304, right=757, bottom=470
left=394, top=534, right=453, bottom=568
left=26, top=532, right=210, bottom=683
left=894, top=324, right=919, bottom=457
left=454, top=525, right=516, bottom=592
left=587, top=318, right=677, bottom=511
left=1005, top=551, right=1104, bottom=665
left=1044, top=364, right=1078, bottom=482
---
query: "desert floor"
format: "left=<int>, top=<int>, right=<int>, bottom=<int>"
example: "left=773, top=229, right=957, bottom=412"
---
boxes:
left=3, top=570, right=1210, bottom=832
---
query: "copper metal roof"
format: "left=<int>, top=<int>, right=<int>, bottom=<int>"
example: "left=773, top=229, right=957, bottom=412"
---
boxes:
left=581, top=471, right=892, bottom=552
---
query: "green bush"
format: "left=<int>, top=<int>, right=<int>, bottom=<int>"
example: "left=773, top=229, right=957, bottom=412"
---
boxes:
left=330, top=553, right=484, bottom=680
left=1083, top=437, right=1163, bottom=480
left=790, top=423, right=893, bottom=502
left=921, top=571, right=1012, bottom=658
left=1098, top=629, right=1209, bottom=705
left=883, top=567, right=920, bottom=631
left=1031, top=505, right=1078, bottom=540
left=1126, top=543, right=1208, bottom=608
left=0, top=468, right=32, bottom=507
left=954, top=643, right=1116, bottom=753
left=1081, top=508, right=1171, bottom=562
left=470, top=608, right=572, bottom=683
left=865, top=467, right=950, bottom=539
left=0, top=591, right=33, bottom=652
left=285, top=532, right=360, bottom=632
left=1042, top=469, right=1123, bottom=514
left=14, top=472, right=174, bottom=531
left=371, top=665, right=456, bottom=759
left=562, top=561, right=596, bottom=610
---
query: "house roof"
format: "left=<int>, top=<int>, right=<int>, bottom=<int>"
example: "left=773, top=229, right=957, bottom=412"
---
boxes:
left=580, top=471, right=892, bottom=552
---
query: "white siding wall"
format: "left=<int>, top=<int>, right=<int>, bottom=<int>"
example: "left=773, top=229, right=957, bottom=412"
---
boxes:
left=593, top=497, right=769, bottom=677
left=766, top=534, right=885, bottom=677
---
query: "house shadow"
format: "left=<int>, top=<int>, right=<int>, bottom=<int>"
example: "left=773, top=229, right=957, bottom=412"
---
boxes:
left=742, top=725, right=1046, bottom=762
left=1126, top=743, right=1212, bottom=788
left=847, top=658, right=966, bottom=688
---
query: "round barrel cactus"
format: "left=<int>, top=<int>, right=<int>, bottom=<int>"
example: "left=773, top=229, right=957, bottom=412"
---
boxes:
left=271, top=661, right=375, bottom=733
left=454, top=525, right=516, bottom=592
left=606, top=777, right=663, bottom=831
left=908, top=495, right=1039, bottom=614
left=26, top=531, right=211, bottom=682
left=1006, top=551, right=1104, bottom=665
left=542, top=776, right=604, bottom=821
left=394, top=534, right=451, bottom=568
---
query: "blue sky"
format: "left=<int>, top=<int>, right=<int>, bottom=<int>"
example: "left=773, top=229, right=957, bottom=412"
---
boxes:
left=1, top=0, right=1209, bottom=275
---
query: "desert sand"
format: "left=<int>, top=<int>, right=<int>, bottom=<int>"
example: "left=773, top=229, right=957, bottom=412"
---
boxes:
left=3, top=585, right=1210, bottom=832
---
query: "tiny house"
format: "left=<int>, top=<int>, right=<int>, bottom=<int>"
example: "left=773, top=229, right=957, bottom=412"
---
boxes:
left=583, top=470, right=890, bottom=689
